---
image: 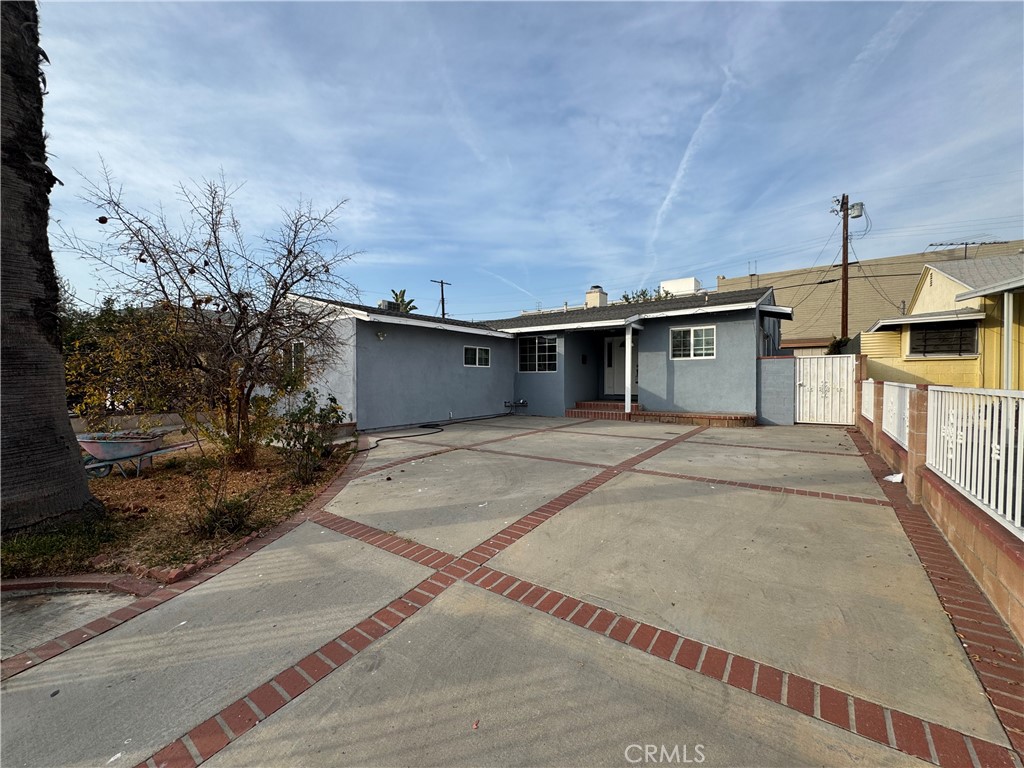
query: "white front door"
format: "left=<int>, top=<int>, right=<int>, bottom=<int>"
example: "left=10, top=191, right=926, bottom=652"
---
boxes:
left=604, top=337, right=638, bottom=396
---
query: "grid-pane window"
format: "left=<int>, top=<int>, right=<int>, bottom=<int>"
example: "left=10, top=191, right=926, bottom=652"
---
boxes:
left=519, top=335, right=557, bottom=372
left=670, top=326, right=715, bottom=360
left=908, top=322, right=977, bottom=357
left=692, top=327, right=715, bottom=358
left=464, top=346, right=491, bottom=367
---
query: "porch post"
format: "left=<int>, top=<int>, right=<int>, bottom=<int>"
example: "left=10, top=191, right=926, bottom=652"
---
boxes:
left=624, top=325, right=633, bottom=414
left=1004, top=292, right=1014, bottom=390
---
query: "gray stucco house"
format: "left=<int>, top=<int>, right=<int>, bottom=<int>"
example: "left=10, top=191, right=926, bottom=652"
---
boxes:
left=296, top=284, right=792, bottom=431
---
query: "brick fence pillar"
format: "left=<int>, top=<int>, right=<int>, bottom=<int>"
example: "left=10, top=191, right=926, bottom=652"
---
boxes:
left=905, top=385, right=929, bottom=504
left=870, top=380, right=885, bottom=451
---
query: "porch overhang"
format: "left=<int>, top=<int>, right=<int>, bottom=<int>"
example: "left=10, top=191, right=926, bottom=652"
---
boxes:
left=955, top=277, right=1024, bottom=301
left=866, top=310, right=985, bottom=333
left=501, top=316, right=644, bottom=334
left=758, top=305, right=794, bottom=320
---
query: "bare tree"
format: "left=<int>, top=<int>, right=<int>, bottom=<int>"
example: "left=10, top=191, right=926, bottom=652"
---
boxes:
left=60, top=168, right=359, bottom=466
left=1, top=1, right=103, bottom=534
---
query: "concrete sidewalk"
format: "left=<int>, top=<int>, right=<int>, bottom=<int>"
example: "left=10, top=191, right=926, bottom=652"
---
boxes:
left=2, top=417, right=1020, bottom=767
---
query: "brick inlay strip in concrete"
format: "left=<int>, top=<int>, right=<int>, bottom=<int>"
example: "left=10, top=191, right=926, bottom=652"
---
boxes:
left=849, top=428, right=1024, bottom=760
left=129, top=426, right=704, bottom=767
left=131, top=568, right=460, bottom=768
left=464, top=564, right=1022, bottom=768
left=0, top=446, right=372, bottom=681
left=684, top=438, right=867, bottom=458
left=627, top=467, right=891, bottom=507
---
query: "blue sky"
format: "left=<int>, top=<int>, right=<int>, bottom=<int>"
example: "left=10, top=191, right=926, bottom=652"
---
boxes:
left=42, top=1, right=1023, bottom=321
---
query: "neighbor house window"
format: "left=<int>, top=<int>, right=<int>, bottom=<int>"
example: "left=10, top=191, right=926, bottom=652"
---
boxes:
left=908, top=322, right=977, bottom=357
left=464, top=346, right=490, bottom=367
left=519, top=335, right=557, bottom=372
left=670, top=326, right=716, bottom=359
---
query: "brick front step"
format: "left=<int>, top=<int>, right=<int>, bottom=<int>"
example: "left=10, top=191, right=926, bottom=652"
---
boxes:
left=566, top=409, right=756, bottom=428
left=574, top=401, right=645, bottom=412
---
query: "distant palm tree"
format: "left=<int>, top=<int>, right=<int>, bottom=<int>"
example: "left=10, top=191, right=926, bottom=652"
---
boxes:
left=390, top=289, right=417, bottom=313
left=1, top=1, right=102, bottom=533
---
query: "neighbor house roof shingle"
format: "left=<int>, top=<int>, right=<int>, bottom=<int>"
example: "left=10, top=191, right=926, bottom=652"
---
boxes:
left=930, top=253, right=1024, bottom=291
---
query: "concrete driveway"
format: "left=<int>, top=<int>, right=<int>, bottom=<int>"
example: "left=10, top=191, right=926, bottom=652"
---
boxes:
left=2, top=417, right=1020, bottom=768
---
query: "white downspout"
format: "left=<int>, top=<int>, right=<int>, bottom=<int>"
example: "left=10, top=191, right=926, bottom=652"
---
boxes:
left=625, top=325, right=633, bottom=414
left=1004, top=292, right=1014, bottom=390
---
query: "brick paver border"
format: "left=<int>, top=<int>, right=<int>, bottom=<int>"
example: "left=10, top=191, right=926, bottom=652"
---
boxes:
left=0, top=439, right=372, bottom=681
left=848, top=428, right=1024, bottom=758
left=9, top=422, right=1021, bottom=768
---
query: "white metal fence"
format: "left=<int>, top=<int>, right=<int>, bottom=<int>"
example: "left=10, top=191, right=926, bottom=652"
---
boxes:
left=882, top=382, right=913, bottom=449
left=861, top=379, right=875, bottom=420
left=926, top=386, right=1024, bottom=536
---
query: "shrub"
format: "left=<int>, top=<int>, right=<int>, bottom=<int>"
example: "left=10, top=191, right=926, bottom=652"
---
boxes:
left=273, top=389, right=348, bottom=484
left=185, top=461, right=264, bottom=538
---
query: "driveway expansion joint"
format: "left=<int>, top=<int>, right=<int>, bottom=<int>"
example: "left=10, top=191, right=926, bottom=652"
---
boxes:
left=15, top=422, right=1020, bottom=768
left=849, top=428, right=1024, bottom=761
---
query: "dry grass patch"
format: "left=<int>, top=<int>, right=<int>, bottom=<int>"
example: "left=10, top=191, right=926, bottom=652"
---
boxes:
left=1, top=439, right=352, bottom=579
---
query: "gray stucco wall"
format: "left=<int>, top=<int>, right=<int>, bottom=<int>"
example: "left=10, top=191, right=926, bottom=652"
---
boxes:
left=354, top=323, right=515, bottom=430
left=637, top=313, right=758, bottom=414
left=756, top=357, right=796, bottom=425
left=513, top=334, right=565, bottom=417
left=562, top=332, right=602, bottom=410
left=311, top=316, right=358, bottom=418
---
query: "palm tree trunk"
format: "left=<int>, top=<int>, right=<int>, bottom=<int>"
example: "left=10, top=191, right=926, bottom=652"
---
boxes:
left=1, top=1, right=102, bottom=533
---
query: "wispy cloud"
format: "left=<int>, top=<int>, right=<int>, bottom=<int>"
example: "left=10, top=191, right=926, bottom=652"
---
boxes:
left=835, top=4, right=926, bottom=102
left=423, top=10, right=489, bottom=166
left=477, top=268, right=542, bottom=303
left=641, top=66, right=738, bottom=287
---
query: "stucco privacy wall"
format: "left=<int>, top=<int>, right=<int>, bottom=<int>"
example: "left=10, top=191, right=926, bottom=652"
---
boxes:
left=756, top=357, right=796, bottom=425
left=514, top=334, right=565, bottom=417
left=638, top=314, right=757, bottom=414
left=354, top=323, right=515, bottom=430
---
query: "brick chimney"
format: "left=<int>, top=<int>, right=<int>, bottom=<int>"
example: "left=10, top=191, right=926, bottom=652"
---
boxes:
left=585, top=285, right=608, bottom=308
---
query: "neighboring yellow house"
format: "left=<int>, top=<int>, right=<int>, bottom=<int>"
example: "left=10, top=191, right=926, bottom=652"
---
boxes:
left=860, top=253, right=1024, bottom=388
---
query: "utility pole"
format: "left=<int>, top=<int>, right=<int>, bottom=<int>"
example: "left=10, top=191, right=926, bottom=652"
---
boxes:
left=840, top=194, right=849, bottom=339
left=431, top=279, right=451, bottom=319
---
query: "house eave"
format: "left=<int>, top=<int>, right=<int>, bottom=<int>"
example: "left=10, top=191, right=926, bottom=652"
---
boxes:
left=292, top=296, right=514, bottom=339
left=865, top=311, right=986, bottom=333
left=955, top=277, right=1024, bottom=301
left=758, top=305, right=794, bottom=320
left=500, top=300, right=768, bottom=334
left=354, top=311, right=515, bottom=339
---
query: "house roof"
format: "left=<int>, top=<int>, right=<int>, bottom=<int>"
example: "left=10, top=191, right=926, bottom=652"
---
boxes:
left=291, top=295, right=514, bottom=339
left=484, top=287, right=784, bottom=332
left=865, top=308, right=986, bottom=333
left=947, top=253, right=1024, bottom=300
left=929, top=253, right=1024, bottom=292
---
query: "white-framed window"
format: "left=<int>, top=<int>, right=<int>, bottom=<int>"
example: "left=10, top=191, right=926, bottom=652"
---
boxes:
left=519, top=335, right=557, bottom=372
left=464, top=346, right=490, bottom=367
left=669, top=326, right=716, bottom=359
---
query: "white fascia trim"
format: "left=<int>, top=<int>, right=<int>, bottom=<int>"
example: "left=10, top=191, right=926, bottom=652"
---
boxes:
left=360, top=311, right=513, bottom=339
left=955, top=278, right=1024, bottom=301
left=866, top=311, right=986, bottom=333
left=498, top=303, right=759, bottom=332
left=637, top=301, right=758, bottom=321
left=498, top=317, right=640, bottom=334
left=758, top=305, right=795, bottom=320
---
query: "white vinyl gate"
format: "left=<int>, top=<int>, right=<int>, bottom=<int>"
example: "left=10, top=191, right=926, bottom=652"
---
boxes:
left=795, top=355, right=856, bottom=425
